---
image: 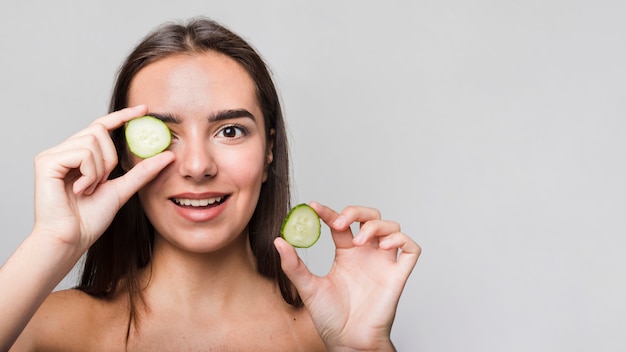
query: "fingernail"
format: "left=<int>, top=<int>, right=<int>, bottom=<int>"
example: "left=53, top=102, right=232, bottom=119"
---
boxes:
left=333, top=215, right=347, bottom=228
left=354, top=231, right=365, bottom=244
left=378, top=237, right=390, bottom=248
left=273, top=241, right=283, bottom=257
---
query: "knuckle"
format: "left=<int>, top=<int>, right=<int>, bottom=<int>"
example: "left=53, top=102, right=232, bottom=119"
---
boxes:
left=343, top=205, right=381, bottom=220
left=79, top=132, right=99, bottom=146
left=90, top=116, right=108, bottom=127
left=34, top=149, right=56, bottom=168
left=34, top=151, right=47, bottom=164
left=77, top=147, right=93, bottom=159
left=89, top=122, right=108, bottom=136
left=105, top=155, right=119, bottom=170
left=342, top=205, right=362, bottom=219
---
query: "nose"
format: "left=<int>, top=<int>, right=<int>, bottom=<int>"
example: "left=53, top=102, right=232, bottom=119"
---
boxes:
left=177, top=137, right=216, bottom=181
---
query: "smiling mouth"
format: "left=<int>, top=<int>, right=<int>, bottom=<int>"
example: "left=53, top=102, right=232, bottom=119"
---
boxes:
left=170, top=195, right=228, bottom=208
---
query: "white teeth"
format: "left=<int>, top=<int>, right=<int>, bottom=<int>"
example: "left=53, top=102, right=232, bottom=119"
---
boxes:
left=174, top=197, right=223, bottom=207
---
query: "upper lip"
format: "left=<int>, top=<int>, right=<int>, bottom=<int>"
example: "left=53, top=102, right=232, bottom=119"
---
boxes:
left=170, top=192, right=228, bottom=200
left=169, top=192, right=229, bottom=204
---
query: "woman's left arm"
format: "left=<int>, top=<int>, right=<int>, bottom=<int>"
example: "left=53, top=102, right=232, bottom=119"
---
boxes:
left=274, top=202, right=421, bottom=351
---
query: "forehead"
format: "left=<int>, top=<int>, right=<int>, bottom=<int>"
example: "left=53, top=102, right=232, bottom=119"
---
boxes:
left=128, top=51, right=262, bottom=121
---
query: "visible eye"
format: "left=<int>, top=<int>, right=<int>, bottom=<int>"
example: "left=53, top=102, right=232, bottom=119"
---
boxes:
left=168, top=129, right=179, bottom=146
left=218, top=124, right=248, bottom=139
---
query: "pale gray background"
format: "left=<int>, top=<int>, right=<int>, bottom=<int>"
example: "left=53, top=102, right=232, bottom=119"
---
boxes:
left=1, top=1, right=625, bottom=351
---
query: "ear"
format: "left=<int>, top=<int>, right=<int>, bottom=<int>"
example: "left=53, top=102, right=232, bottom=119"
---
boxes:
left=263, top=128, right=275, bottom=182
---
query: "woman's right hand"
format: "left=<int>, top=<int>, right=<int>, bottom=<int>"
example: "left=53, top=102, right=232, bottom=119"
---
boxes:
left=0, top=105, right=175, bottom=350
left=31, top=105, right=175, bottom=253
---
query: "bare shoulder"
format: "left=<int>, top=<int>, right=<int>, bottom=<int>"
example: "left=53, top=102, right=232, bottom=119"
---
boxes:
left=11, top=289, right=128, bottom=351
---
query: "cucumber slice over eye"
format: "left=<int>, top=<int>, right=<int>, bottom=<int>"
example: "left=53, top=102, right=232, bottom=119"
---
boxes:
left=125, top=115, right=171, bottom=158
left=280, top=203, right=321, bottom=248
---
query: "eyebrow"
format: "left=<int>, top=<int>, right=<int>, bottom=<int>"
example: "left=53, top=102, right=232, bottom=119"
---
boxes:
left=146, top=109, right=256, bottom=124
left=147, top=112, right=180, bottom=123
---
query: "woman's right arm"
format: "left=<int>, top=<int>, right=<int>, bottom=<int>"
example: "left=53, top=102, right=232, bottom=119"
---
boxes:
left=0, top=105, right=175, bottom=350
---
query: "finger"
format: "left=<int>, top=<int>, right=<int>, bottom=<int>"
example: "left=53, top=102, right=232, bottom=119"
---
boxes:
left=44, top=148, right=100, bottom=195
left=90, top=106, right=148, bottom=181
left=273, top=237, right=318, bottom=298
left=309, top=201, right=341, bottom=225
left=45, top=134, right=106, bottom=194
left=379, top=232, right=421, bottom=278
left=87, top=105, right=148, bottom=131
left=85, top=122, right=118, bottom=183
left=47, top=117, right=125, bottom=184
left=353, top=219, right=401, bottom=246
left=65, top=105, right=147, bottom=143
left=309, top=202, right=354, bottom=249
left=43, top=106, right=147, bottom=158
left=60, top=106, right=154, bottom=196
left=108, top=151, right=175, bottom=203
left=331, top=205, right=381, bottom=231
left=77, top=135, right=105, bottom=190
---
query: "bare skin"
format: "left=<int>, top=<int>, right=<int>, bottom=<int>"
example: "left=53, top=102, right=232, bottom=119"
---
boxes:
left=14, top=256, right=324, bottom=351
left=3, top=50, right=420, bottom=351
left=12, top=52, right=325, bottom=351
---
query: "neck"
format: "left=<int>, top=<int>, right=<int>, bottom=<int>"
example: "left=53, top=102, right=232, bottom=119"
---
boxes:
left=139, top=231, right=267, bottom=312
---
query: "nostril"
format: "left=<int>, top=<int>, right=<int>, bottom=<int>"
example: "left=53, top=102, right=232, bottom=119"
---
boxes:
left=178, top=149, right=217, bottom=180
left=183, top=172, right=215, bottom=180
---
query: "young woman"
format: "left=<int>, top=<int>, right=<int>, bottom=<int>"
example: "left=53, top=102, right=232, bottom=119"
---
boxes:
left=1, top=17, right=420, bottom=351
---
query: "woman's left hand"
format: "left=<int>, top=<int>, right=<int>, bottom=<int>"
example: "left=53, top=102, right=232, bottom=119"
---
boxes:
left=274, top=202, right=421, bottom=351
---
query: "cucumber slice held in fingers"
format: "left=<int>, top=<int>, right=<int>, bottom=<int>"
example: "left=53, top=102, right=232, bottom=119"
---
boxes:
left=280, top=203, right=321, bottom=248
left=125, top=115, right=172, bottom=158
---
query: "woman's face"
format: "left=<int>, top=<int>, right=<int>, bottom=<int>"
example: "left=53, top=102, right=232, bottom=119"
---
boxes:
left=127, top=51, right=272, bottom=253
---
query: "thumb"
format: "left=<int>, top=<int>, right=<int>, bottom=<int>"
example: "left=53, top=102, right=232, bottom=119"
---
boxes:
left=274, top=237, right=318, bottom=299
left=109, top=151, right=175, bottom=203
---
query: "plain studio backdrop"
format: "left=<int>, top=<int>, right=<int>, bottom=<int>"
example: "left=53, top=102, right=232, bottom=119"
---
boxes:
left=1, top=1, right=625, bottom=351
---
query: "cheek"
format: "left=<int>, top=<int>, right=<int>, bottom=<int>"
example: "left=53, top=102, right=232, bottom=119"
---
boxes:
left=221, top=146, right=267, bottom=186
left=137, top=164, right=173, bottom=203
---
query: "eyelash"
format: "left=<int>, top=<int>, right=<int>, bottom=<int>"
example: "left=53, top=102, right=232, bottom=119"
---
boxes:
left=168, top=123, right=249, bottom=143
left=217, top=124, right=249, bottom=139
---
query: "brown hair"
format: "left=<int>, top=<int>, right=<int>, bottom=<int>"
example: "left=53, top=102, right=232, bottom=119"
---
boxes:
left=76, top=17, right=297, bottom=333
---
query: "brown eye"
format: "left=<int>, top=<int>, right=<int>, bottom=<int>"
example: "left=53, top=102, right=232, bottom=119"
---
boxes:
left=223, top=126, right=237, bottom=138
left=217, top=124, right=247, bottom=139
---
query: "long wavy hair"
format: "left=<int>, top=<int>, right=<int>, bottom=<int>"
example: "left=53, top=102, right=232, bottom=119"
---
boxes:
left=76, top=17, right=297, bottom=334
